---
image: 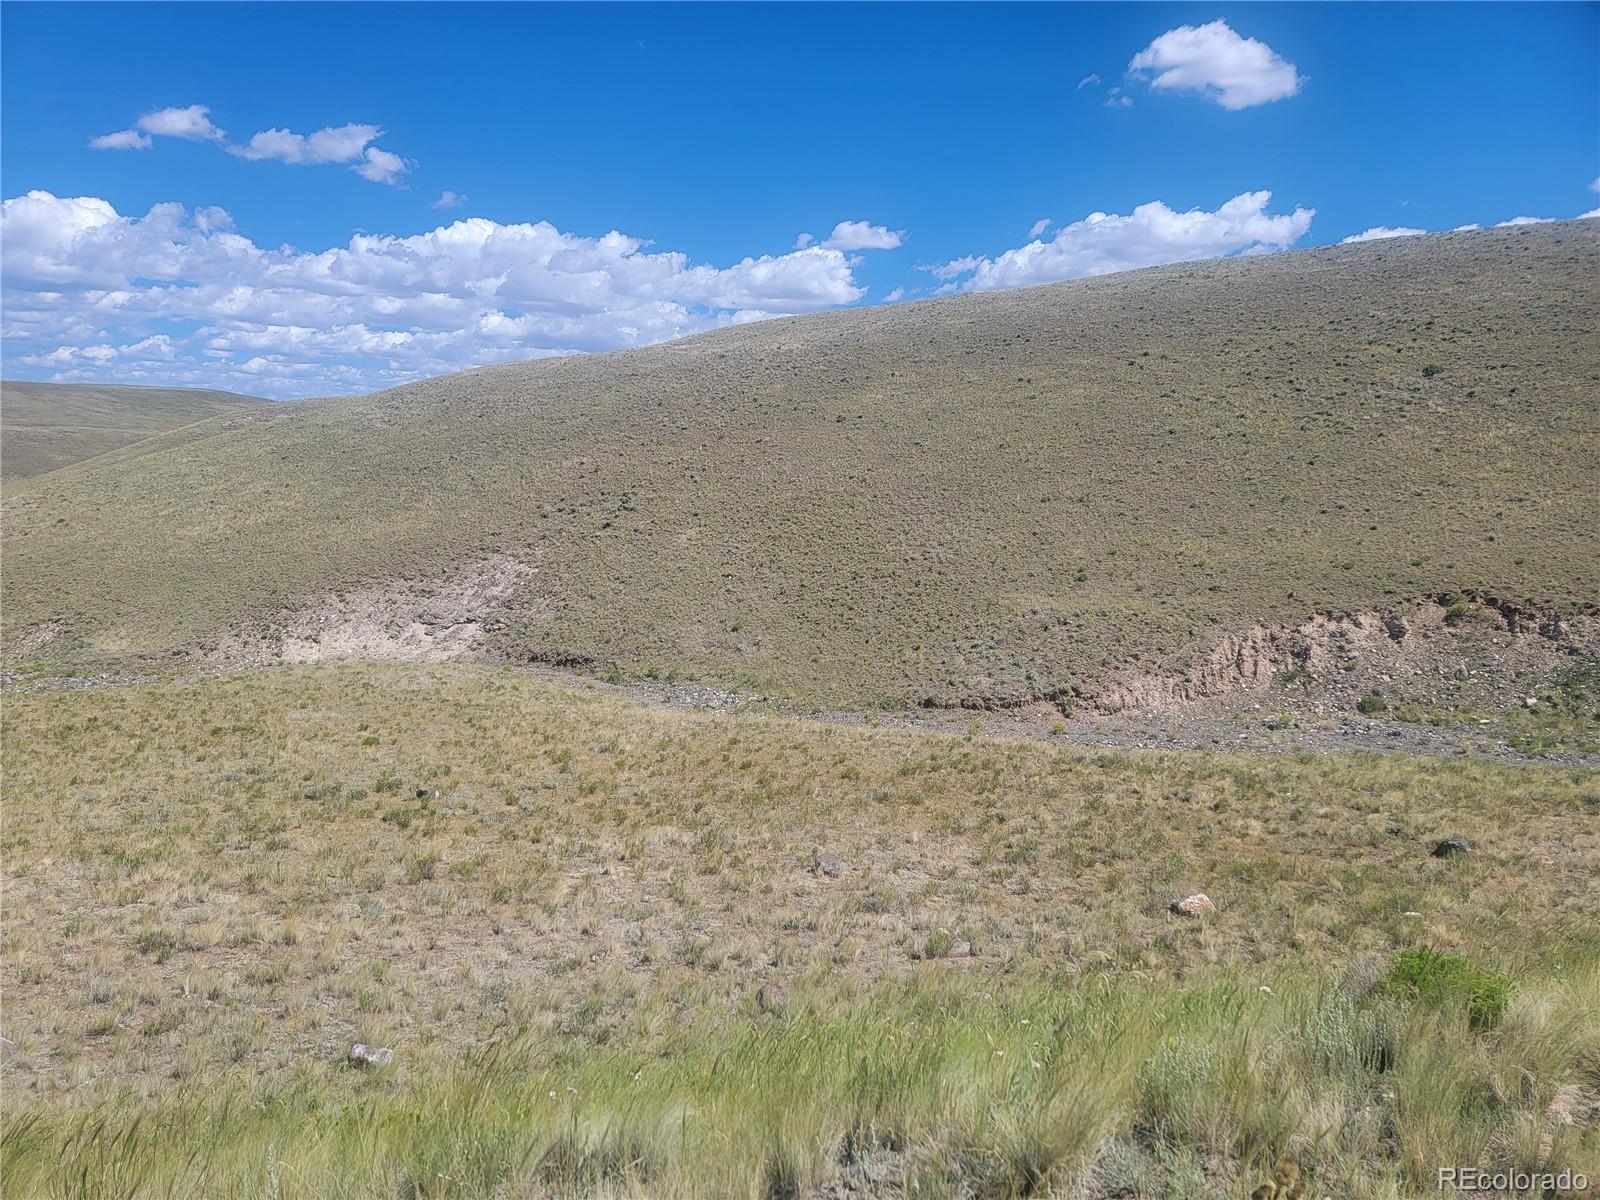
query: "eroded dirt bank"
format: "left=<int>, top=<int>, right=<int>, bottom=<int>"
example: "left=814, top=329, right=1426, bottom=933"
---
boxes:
left=6, top=579, right=1596, bottom=763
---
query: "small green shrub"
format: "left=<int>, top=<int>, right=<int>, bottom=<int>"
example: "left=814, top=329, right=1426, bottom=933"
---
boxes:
left=921, top=930, right=955, bottom=959
left=1421, top=364, right=1441, bottom=377
left=1381, top=946, right=1512, bottom=1029
left=1357, top=692, right=1387, bottom=715
left=404, top=851, right=443, bottom=883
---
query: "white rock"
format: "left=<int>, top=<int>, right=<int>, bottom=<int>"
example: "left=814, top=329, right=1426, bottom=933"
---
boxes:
left=1169, top=893, right=1216, bottom=917
left=348, top=1043, right=394, bottom=1068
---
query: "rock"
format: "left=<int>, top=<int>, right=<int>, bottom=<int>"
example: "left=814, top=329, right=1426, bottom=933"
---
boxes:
left=755, top=983, right=788, bottom=1014
left=947, top=940, right=973, bottom=959
left=1452, top=662, right=1469, bottom=681
left=1169, top=893, right=1216, bottom=917
left=811, top=848, right=844, bottom=878
left=1431, top=836, right=1471, bottom=858
left=1383, top=614, right=1409, bottom=641
left=347, top=1043, right=395, bottom=1069
left=1524, top=696, right=1538, bottom=709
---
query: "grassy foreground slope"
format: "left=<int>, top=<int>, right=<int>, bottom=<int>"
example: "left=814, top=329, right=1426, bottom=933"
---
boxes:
left=0, top=381, right=265, bottom=482
left=2, top=664, right=1598, bottom=1197
left=4, top=222, right=1598, bottom=705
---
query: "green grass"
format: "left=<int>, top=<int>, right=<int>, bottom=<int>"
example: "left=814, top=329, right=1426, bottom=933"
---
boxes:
left=4, top=961, right=1598, bottom=1198
left=3, top=663, right=1599, bottom=1195
left=4, top=223, right=1598, bottom=707
left=0, top=381, right=265, bottom=482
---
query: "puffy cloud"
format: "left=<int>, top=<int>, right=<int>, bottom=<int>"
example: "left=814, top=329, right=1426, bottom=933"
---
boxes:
left=88, top=128, right=153, bottom=151
left=1028, top=217, right=1052, bottom=238
left=431, top=190, right=468, bottom=210
left=930, top=190, right=1313, bottom=292
left=1494, top=215, right=1556, bottom=227
left=1104, top=87, right=1133, bottom=109
left=793, top=232, right=815, bottom=250
left=821, top=220, right=905, bottom=251
left=0, top=190, right=869, bottom=398
left=91, top=104, right=225, bottom=151
left=137, top=104, right=227, bottom=141
left=230, top=122, right=380, bottom=164
left=355, top=146, right=409, bottom=186
left=1341, top=226, right=1425, bottom=243
left=90, top=105, right=411, bottom=185
left=229, top=123, right=410, bottom=186
left=1128, top=20, right=1302, bottom=110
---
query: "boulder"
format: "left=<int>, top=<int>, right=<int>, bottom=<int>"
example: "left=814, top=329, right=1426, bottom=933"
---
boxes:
left=811, top=848, right=844, bottom=878
left=347, top=1043, right=395, bottom=1069
left=1431, top=836, right=1471, bottom=858
left=1169, top=893, right=1216, bottom=917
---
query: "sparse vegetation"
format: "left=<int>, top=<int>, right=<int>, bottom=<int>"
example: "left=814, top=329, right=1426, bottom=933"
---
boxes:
left=3, top=663, right=1598, bottom=1196
left=0, top=380, right=264, bottom=482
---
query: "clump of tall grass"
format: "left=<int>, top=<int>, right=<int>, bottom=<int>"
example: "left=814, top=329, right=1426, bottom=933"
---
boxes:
left=6, top=956, right=1597, bottom=1200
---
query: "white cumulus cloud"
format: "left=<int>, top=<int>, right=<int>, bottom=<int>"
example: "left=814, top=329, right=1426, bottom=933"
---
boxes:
left=88, top=128, right=153, bottom=151
left=930, top=190, right=1314, bottom=292
left=230, top=122, right=379, bottom=164
left=91, top=104, right=226, bottom=151
left=1340, top=226, right=1426, bottom=243
left=137, top=104, right=227, bottom=141
left=1028, top=217, right=1052, bottom=238
left=432, top=190, right=468, bottom=210
left=0, top=190, right=871, bottom=398
left=89, top=105, right=411, bottom=185
left=354, top=146, right=409, bottom=186
left=821, top=220, right=905, bottom=251
left=1128, top=21, right=1303, bottom=110
left=229, top=123, right=410, bottom=186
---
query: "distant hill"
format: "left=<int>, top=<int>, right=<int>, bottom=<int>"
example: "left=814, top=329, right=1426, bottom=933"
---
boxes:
left=0, top=381, right=266, bottom=482
left=3, top=222, right=1596, bottom=706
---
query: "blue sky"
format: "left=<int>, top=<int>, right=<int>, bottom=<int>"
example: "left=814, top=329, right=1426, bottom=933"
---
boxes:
left=2, top=2, right=1596, bottom=398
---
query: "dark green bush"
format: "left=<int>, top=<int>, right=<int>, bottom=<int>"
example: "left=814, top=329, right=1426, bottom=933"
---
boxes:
left=1356, top=692, right=1387, bottom=715
left=1382, top=946, right=1512, bottom=1029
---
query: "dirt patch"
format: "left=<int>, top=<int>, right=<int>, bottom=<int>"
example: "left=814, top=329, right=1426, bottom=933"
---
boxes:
left=217, top=554, right=538, bottom=666
left=1090, top=594, right=1598, bottom=715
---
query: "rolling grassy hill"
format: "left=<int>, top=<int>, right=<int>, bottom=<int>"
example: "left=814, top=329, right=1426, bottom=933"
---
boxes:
left=3, top=221, right=1597, bottom=707
left=3, top=662, right=1598, bottom=1197
left=0, top=381, right=266, bottom=482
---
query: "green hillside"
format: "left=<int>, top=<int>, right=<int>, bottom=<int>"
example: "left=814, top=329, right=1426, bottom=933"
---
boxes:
left=0, top=381, right=266, bottom=482
left=3, top=222, right=1597, bottom=706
